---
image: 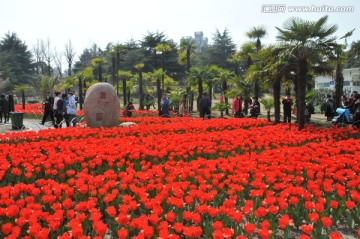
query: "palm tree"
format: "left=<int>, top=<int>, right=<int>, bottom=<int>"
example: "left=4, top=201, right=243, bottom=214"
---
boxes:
left=333, top=29, right=355, bottom=109
left=276, top=15, right=338, bottom=130
left=75, top=67, right=93, bottom=110
left=248, top=45, right=295, bottom=123
left=113, top=44, right=126, bottom=99
left=246, top=26, right=267, bottom=98
left=178, top=39, right=197, bottom=111
left=246, top=26, right=267, bottom=51
left=213, top=67, right=233, bottom=115
left=118, top=70, right=133, bottom=106
left=147, top=69, right=164, bottom=115
left=91, top=57, right=105, bottom=82
left=134, top=63, right=145, bottom=110
left=178, top=39, right=197, bottom=72
left=260, top=97, right=274, bottom=121
left=346, top=40, right=360, bottom=68
left=187, top=66, right=212, bottom=114
left=228, top=42, right=257, bottom=110
left=155, top=43, right=172, bottom=91
left=13, top=84, right=31, bottom=110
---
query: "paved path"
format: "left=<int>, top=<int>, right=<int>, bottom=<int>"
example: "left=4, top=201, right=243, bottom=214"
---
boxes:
left=0, top=119, right=56, bottom=133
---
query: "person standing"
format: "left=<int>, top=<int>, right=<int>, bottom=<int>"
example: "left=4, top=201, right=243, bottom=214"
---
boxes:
left=7, top=94, right=15, bottom=122
left=219, top=94, right=225, bottom=103
left=0, top=94, right=9, bottom=123
left=199, top=92, right=211, bottom=118
left=232, top=94, right=243, bottom=118
left=324, top=94, right=334, bottom=121
left=282, top=93, right=293, bottom=123
left=53, top=92, right=61, bottom=126
left=54, top=94, right=67, bottom=128
left=41, top=91, right=55, bottom=125
left=179, top=94, right=188, bottom=116
left=160, top=93, right=170, bottom=117
left=352, top=94, right=360, bottom=122
left=66, top=91, right=77, bottom=127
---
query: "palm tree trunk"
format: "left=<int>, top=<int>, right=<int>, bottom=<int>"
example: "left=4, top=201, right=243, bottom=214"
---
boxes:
left=79, top=77, right=83, bottom=110
left=273, top=76, right=281, bottom=124
left=208, top=81, right=212, bottom=103
left=296, top=58, right=307, bottom=130
left=156, top=77, right=161, bottom=116
left=99, top=65, right=103, bottom=82
left=21, top=91, right=26, bottom=110
left=254, top=79, right=259, bottom=99
left=186, top=49, right=191, bottom=112
left=222, top=80, right=229, bottom=115
left=197, top=78, right=203, bottom=112
left=111, top=55, right=116, bottom=85
left=139, top=70, right=144, bottom=110
left=334, top=61, right=344, bottom=110
left=122, top=77, right=127, bottom=106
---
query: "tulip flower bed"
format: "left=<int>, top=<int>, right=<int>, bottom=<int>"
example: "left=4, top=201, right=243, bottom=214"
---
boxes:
left=0, top=117, right=360, bottom=239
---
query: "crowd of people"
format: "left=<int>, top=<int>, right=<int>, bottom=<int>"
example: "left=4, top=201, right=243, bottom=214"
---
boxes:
left=41, top=91, right=77, bottom=128
left=230, top=95, right=261, bottom=119
left=0, top=94, right=15, bottom=123
left=325, top=91, right=360, bottom=123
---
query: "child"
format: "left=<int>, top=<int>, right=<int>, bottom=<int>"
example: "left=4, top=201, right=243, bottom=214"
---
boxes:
left=123, top=102, right=135, bottom=117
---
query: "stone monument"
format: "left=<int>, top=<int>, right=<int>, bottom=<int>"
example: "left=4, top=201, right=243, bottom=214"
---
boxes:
left=83, top=83, right=120, bottom=128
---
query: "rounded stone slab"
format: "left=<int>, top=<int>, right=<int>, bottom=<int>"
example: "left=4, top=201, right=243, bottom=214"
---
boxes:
left=84, top=83, right=120, bottom=128
left=119, top=122, right=137, bottom=127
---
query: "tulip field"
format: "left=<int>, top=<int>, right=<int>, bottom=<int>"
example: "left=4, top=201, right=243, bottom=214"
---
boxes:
left=1, top=107, right=360, bottom=238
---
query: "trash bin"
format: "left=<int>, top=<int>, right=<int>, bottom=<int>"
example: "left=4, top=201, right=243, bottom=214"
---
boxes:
left=10, top=112, right=24, bottom=130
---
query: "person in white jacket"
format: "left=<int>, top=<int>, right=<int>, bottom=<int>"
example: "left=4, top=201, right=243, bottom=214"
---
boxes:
left=66, top=91, right=77, bottom=126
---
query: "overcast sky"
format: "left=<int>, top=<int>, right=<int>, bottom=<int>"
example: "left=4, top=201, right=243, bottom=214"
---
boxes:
left=1, top=0, right=359, bottom=60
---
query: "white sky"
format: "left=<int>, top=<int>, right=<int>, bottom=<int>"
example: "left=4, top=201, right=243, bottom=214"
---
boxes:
left=1, top=0, right=359, bottom=61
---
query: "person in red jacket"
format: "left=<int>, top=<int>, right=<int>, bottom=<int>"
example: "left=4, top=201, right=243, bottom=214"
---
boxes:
left=232, top=95, right=244, bottom=118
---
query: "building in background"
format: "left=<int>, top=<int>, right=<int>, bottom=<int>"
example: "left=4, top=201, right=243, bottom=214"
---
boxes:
left=314, top=67, right=360, bottom=96
left=180, top=31, right=208, bottom=54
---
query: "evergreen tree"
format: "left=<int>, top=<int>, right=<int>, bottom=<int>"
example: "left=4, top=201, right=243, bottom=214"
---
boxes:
left=0, top=32, right=34, bottom=90
left=200, top=29, right=236, bottom=70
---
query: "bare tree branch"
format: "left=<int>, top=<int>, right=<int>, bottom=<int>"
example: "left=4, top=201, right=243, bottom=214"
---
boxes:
left=64, top=40, right=75, bottom=76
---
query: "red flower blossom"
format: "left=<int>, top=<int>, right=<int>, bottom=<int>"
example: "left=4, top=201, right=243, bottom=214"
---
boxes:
left=244, top=223, right=256, bottom=235
left=345, top=200, right=356, bottom=210
left=165, top=211, right=176, bottom=223
left=308, top=212, right=319, bottom=222
left=321, top=217, right=332, bottom=228
left=1, top=222, right=13, bottom=235
left=329, top=231, right=343, bottom=239
left=117, top=228, right=128, bottom=239
left=301, top=224, right=313, bottom=235
left=278, top=214, right=292, bottom=229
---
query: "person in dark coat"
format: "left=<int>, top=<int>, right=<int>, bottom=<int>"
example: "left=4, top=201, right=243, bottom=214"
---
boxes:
left=250, top=96, right=260, bottom=118
left=199, top=92, right=211, bottom=118
left=282, top=93, right=293, bottom=123
left=54, top=94, right=67, bottom=128
left=0, top=94, right=9, bottom=123
left=160, top=93, right=170, bottom=117
left=41, top=91, right=55, bottom=125
left=324, top=94, right=334, bottom=121
left=123, top=102, right=135, bottom=117
left=6, top=94, right=15, bottom=122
